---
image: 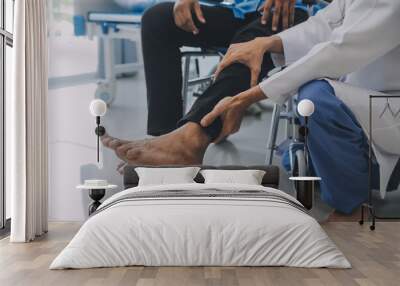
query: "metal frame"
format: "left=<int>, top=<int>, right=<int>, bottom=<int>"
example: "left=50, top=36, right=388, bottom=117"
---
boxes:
left=90, top=23, right=143, bottom=105
left=181, top=49, right=223, bottom=113
left=48, top=14, right=143, bottom=92
left=93, top=24, right=143, bottom=84
left=265, top=98, right=298, bottom=165
left=359, top=95, right=400, bottom=231
left=0, top=0, right=13, bottom=231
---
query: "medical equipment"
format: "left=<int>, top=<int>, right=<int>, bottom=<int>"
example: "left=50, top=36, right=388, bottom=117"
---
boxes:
left=73, top=0, right=144, bottom=105
left=114, top=0, right=155, bottom=11
left=265, top=92, right=313, bottom=180
left=182, top=48, right=224, bottom=112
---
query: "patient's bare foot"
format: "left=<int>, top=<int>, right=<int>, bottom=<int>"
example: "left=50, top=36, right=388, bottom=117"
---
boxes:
left=101, top=123, right=210, bottom=165
left=117, top=161, right=127, bottom=175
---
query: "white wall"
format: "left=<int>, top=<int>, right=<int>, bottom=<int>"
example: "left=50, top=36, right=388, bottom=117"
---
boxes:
left=48, top=73, right=149, bottom=221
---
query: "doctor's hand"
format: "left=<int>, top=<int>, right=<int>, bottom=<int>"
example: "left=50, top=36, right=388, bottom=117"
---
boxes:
left=259, top=0, right=296, bottom=31
left=201, top=85, right=266, bottom=143
left=214, top=36, right=279, bottom=87
left=173, top=0, right=206, bottom=34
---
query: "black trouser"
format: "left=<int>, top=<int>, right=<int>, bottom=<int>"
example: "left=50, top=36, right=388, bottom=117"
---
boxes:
left=141, top=2, right=308, bottom=139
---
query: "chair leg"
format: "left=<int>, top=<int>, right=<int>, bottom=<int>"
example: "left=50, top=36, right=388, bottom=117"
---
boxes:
left=195, top=58, right=200, bottom=77
left=182, top=55, right=191, bottom=114
left=103, top=37, right=115, bottom=82
left=98, top=37, right=116, bottom=105
left=265, top=104, right=281, bottom=165
left=359, top=204, right=364, bottom=225
left=370, top=206, right=376, bottom=231
left=286, top=98, right=296, bottom=140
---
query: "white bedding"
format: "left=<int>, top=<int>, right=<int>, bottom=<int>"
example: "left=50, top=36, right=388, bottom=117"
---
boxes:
left=50, top=183, right=350, bottom=269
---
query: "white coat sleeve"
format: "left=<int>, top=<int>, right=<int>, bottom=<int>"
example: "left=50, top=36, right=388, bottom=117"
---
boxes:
left=259, top=0, right=400, bottom=105
left=278, top=0, right=346, bottom=65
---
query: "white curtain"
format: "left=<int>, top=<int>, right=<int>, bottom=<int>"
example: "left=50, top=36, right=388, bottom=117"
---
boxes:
left=8, top=0, right=49, bottom=242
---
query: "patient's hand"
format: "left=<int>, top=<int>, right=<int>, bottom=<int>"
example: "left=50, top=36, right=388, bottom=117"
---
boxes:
left=173, top=0, right=206, bottom=34
left=259, top=0, right=296, bottom=31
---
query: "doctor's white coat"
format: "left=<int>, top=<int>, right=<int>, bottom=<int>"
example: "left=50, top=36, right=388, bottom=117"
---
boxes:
left=259, top=0, right=400, bottom=198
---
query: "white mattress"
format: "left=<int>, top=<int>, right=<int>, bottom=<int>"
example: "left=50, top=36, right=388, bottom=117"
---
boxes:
left=50, top=183, right=350, bottom=269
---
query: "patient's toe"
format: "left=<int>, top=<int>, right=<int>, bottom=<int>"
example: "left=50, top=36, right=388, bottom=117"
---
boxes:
left=116, top=144, right=130, bottom=158
left=109, top=138, right=124, bottom=149
left=101, top=134, right=113, bottom=146
left=117, top=161, right=127, bottom=175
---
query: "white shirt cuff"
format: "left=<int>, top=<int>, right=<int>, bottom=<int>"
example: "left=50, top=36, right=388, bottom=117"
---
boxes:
left=258, top=78, right=291, bottom=106
left=277, top=29, right=304, bottom=66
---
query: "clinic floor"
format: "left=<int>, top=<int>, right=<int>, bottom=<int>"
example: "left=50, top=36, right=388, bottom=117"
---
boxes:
left=1, top=222, right=399, bottom=286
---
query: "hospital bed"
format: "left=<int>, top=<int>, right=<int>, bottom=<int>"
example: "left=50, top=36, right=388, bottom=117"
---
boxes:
left=73, top=0, right=143, bottom=105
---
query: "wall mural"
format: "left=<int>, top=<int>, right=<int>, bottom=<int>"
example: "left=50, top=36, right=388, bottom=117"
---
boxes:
left=47, top=0, right=400, bottom=222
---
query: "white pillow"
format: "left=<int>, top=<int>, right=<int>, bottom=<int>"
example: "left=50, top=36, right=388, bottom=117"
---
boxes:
left=135, top=167, right=200, bottom=186
left=200, top=169, right=266, bottom=185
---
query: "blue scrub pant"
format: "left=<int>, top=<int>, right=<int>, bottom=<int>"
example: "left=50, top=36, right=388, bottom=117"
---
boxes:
left=298, top=80, right=370, bottom=214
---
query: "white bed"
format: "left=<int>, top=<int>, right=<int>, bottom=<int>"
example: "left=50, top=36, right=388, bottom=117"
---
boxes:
left=50, top=183, right=350, bottom=269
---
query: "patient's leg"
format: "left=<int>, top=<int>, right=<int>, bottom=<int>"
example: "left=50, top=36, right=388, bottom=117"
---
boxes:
left=103, top=10, right=308, bottom=165
left=141, top=2, right=250, bottom=136
left=101, top=123, right=210, bottom=165
left=178, top=10, right=308, bottom=140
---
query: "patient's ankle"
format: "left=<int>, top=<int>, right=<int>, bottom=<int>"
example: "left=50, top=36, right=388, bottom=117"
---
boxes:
left=177, top=123, right=210, bottom=154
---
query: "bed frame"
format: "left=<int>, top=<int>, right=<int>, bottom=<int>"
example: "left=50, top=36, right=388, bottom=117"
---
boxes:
left=123, top=165, right=280, bottom=189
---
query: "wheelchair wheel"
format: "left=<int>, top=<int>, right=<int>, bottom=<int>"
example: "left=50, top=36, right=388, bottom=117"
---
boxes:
left=292, top=149, right=313, bottom=209
left=292, top=149, right=307, bottom=177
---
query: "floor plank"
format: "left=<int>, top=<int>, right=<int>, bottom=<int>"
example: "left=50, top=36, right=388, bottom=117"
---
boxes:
left=0, top=222, right=399, bottom=286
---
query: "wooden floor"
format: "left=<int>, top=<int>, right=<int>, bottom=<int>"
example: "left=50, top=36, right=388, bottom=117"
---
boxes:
left=0, top=222, right=399, bottom=286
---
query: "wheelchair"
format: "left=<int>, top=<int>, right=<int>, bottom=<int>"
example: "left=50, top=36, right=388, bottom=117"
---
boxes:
left=265, top=89, right=308, bottom=176
left=181, top=47, right=224, bottom=112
